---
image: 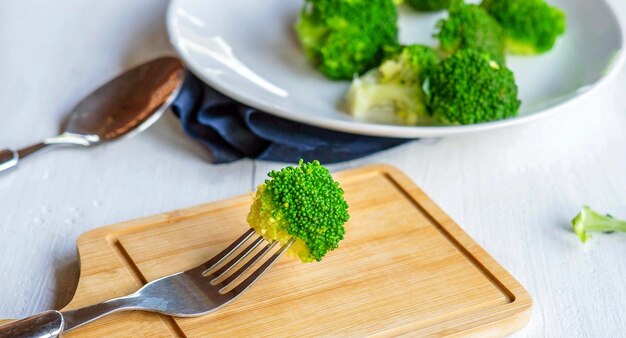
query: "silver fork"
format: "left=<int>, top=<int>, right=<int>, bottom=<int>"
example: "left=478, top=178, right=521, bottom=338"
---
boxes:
left=0, top=229, right=293, bottom=338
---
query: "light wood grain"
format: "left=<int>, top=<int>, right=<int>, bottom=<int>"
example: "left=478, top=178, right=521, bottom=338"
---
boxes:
left=2, top=165, right=531, bottom=336
left=1, top=1, right=626, bottom=337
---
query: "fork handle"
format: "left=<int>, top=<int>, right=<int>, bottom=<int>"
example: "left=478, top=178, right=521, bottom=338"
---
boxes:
left=0, top=296, right=138, bottom=337
left=0, top=310, right=64, bottom=338
left=60, top=296, right=139, bottom=332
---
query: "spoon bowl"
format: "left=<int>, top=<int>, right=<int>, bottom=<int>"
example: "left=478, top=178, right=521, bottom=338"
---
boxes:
left=0, top=57, right=185, bottom=173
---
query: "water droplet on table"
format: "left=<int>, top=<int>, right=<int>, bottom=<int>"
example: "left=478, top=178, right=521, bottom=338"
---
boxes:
left=68, top=207, right=82, bottom=218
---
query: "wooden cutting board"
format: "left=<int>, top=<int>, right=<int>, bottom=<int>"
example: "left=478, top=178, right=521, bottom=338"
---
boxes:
left=2, top=165, right=531, bottom=337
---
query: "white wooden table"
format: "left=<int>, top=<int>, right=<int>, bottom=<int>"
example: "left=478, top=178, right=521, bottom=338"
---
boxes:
left=1, top=1, right=625, bottom=336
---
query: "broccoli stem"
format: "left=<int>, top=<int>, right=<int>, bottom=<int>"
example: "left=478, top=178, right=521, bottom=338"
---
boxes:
left=572, top=206, right=626, bottom=243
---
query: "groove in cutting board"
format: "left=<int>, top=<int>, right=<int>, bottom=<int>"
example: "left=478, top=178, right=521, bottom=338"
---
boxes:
left=1, top=165, right=532, bottom=337
left=382, top=173, right=515, bottom=302
left=111, top=239, right=186, bottom=337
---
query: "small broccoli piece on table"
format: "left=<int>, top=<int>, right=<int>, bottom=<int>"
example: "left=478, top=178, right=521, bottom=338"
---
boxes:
left=435, top=3, right=506, bottom=65
left=296, top=0, right=399, bottom=80
left=247, top=160, right=350, bottom=262
left=572, top=206, right=626, bottom=243
left=482, top=0, right=566, bottom=54
left=426, top=49, right=520, bottom=125
left=406, top=0, right=454, bottom=11
left=346, top=45, right=440, bottom=125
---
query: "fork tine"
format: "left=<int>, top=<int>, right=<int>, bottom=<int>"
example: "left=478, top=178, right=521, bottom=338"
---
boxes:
left=210, top=235, right=264, bottom=281
left=219, top=240, right=278, bottom=291
left=202, top=228, right=255, bottom=274
left=228, top=239, right=295, bottom=295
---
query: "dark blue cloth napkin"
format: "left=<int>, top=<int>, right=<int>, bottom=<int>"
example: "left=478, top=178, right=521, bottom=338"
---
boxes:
left=171, top=73, right=411, bottom=164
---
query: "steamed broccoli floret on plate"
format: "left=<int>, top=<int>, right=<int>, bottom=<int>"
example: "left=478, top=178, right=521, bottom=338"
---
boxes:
left=346, top=45, right=440, bottom=125
left=247, top=160, right=350, bottom=262
left=406, top=0, right=455, bottom=11
left=572, top=206, right=626, bottom=243
left=435, top=3, right=506, bottom=64
left=296, top=0, right=399, bottom=80
left=482, top=0, right=566, bottom=54
left=426, top=49, right=520, bottom=125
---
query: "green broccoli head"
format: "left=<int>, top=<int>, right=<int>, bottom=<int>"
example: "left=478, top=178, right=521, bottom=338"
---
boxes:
left=426, top=49, right=520, bottom=125
left=435, top=3, right=506, bottom=64
left=346, top=45, right=440, bottom=125
left=572, top=206, right=626, bottom=243
left=296, top=0, right=399, bottom=80
left=247, top=160, right=350, bottom=262
left=406, top=0, right=455, bottom=11
left=482, top=0, right=566, bottom=54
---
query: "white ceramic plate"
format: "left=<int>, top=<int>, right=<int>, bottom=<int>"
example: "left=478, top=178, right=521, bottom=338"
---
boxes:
left=167, top=0, right=625, bottom=138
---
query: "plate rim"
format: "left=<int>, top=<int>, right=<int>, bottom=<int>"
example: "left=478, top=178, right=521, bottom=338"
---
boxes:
left=166, top=0, right=626, bottom=138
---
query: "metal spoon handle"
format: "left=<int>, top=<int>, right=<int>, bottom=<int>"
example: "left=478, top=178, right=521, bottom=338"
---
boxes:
left=0, top=148, right=19, bottom=172
left=0, top=134, right=96, bottom=173
left=0, top=143, right=56, bottom=174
